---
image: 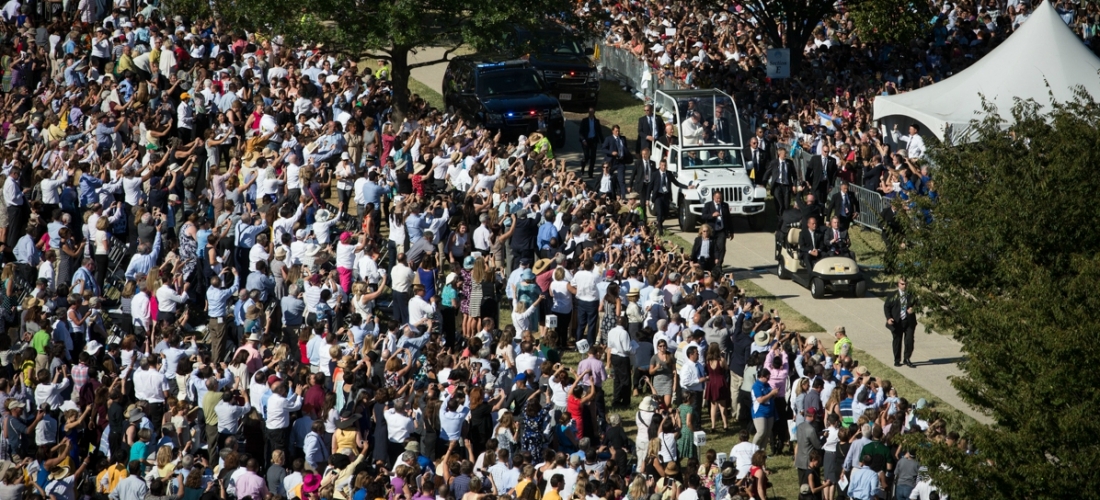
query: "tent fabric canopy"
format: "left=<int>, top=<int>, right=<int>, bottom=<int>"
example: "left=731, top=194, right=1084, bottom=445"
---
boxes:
left=873, top=0, right=1100, bottom=144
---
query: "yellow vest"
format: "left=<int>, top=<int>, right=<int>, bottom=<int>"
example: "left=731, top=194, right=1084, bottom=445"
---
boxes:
left=534, top=137, right=554, bottom=159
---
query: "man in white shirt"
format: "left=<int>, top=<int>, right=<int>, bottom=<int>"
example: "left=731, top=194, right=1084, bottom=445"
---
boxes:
left=353, top=170, right=370, bottom=218
left=514, top=341, right=543, bottom=380
left=472, top=214, right=493, bottom=253
left=606, top=319, right=633, bottom=409
left=130, top=283, right=152, bottom=336
left=285, top=155, right=302, bottom=200
left=265, top=381, right=305, bottom=456
left=214, top=390, right=251, bottom=441
left=678, top=346, right=707, bottom=395
left=33, top=367, right=72, bottom=410
left=681, top=112, right=705, bottom=145
left=542, top=454, right=579, bottom=499
left=407, top=284, right=438, bottom=328
left=383, top=399, right=415, bottom=461
left=488, top=449, right=520, bottom=493
left=133, top=357, right=170, bottom=435
left=389, top=253, right=416, bottom=326
left=570, top=259, right=602, bottom=346
left=730, top=430, right=760, bottom=479
left=891, top=123, right=925, bottom=160
left=155, top=279, right=190, bottom=326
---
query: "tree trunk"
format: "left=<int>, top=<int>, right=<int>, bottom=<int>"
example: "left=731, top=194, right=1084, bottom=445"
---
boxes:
left=389, top=46, right=412, bottom=126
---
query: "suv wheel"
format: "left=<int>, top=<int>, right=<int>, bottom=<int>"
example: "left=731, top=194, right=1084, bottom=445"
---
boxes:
left=678, top=199, right=698, bottom=232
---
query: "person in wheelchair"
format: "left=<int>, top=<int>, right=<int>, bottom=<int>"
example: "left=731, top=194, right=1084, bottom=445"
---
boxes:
left=823, top=216, right=855, bottom=259
left=799, top=216, right=825, bottom=271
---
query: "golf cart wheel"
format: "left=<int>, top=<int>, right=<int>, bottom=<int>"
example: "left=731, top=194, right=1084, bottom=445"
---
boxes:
left=679, top=200, right=698, bottom=232
left=853, top=280, right=867, bottom=297
left=777, top=261, right=790, bottom=280
left=811, top=277, right=826, bottom=299
left=748, top=213, right=766, bottom=231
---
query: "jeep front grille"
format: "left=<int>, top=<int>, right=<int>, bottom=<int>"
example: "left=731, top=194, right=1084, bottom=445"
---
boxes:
left=715, top=187, right=744, bottom=203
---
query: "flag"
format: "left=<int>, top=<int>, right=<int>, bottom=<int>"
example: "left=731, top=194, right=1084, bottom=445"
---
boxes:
left=817, top=111, right=838, bottom=131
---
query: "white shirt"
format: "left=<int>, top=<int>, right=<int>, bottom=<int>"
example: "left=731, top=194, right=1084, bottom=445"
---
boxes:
left=248, top=245, right=270, bottom=272
left=407, top=295, right=436, bottom=327
left=131, top=291, right=151, bottom=330
left=384, top=408, right=414, bottom=442
left=34, top=380, right=71, bottom=410
left=390, top=264, right=415, bottom=294
left=681, top=118, right=704, bottom=145
left=515, top=352, right=543, bottom=379
left=678, top=360, right=703, bottom=392
left=266, top=391, right=303, bottom=429
left=570, top=270, right=602, bottom=302
left=214, top=400, right=252, bottom=432
left=286, top=163, right=302, bottom=190
left=730, top=441, right=760, bottom=478
left=607, top=326, right=631, bottom=357
left=155, top=285, right=188, bottom=313
left=473, top=224, right=493, bottom=251
left=133, top=367, right=169, bottom=403
left=892, top=129, right=926, bottom=159
left=542, top=467, right=578, bottom=499
left=549, top=280, right=573, bottom=313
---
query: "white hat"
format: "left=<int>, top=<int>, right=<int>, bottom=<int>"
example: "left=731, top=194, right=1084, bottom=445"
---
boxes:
left=247, top=332, right=263, bottom=342
left=315, top=209, right=333, bottom=222
left=84, top=340, right=103, bottom=355
left=693, top=41, right=704, bottom=48
left=445, top=272, right=457, bottom=285
left=60, top=400, right=80, bottom=413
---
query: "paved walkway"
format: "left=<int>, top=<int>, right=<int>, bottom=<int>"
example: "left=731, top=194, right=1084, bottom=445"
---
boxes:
left=413, top=56, right=986, bottom=423
left=678, top=229, right=989, bottom=423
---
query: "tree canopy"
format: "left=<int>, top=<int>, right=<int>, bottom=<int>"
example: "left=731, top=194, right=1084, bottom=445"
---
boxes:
left=847, top=0, right=933, bottom=45
left=196, top=0, right=600, bottom=121
left=747, top=0, right=836, bottom=71
left=894, top=89, right=1100, bottom=499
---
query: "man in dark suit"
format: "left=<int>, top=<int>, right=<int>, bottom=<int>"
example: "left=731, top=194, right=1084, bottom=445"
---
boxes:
left=795, top=192, right=825, bottom=229
left=649, top=160, right=692, bottom=235
left=636, top=103, right=665, bottom=156
left=863, top=154, right=885, bottom=191
left=747, top=136, right=770, bottom=186
left=601, top=125, right=629, bottom=199
left=798, top=216, right=824, bottom=271
left=631, top=151, right=656, bottom=203
left=826, top=181, right=861, bottom=230
left=763, top=148, right=799, bottom=217
left=807, top=144, right=838, bottom=202
left=510, top=208, right=541, bottom=272
left=714, top=102, right=733, bottom=143
left=578, top=108, right=603, bottom=177
left=823, top=216, right=851, bottom=257
left=700, top=190, right=735, bottom=265
left=884, top=278, right=918, bottom=367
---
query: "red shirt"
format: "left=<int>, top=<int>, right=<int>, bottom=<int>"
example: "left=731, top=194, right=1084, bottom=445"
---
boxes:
left=567, top=394, right=585, bottom=436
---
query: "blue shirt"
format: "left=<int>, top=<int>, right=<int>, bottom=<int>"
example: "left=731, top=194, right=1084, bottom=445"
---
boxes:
left=537, top=221, right=558, bottom=250
left=363, top=181, right=388, bottom=208
left=751, top=380, right=775, bottom=419
left=78, top=174, right=103, bottom=207
left=125, top=231, right=162, bottom=280
left=235, top=220, right=268, bottom=247
left=846, top=465, right=882, bottom=500
left=207, top=275, right=240, bottom=318
left=404, top=212, right=431, bottom=244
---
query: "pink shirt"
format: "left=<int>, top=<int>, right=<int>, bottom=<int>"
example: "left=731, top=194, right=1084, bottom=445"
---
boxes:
left=235, top=471, right=269, bottom=500
left=235, top=344, right=263, bottom=374
left=763, top=350, right=790, bottom=398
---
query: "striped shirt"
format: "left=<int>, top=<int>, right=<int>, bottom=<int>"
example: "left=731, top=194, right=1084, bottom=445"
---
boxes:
left=839, top=397, right=854, bottom=426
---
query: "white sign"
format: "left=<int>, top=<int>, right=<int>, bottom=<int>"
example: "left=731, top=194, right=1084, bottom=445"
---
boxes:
left=766, top=48, right=791, bottom=79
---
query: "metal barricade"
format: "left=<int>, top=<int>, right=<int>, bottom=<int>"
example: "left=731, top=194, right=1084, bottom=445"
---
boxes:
left=848, top=184, right=884, bottom=231
left=596, top=43, right=688, bottom=102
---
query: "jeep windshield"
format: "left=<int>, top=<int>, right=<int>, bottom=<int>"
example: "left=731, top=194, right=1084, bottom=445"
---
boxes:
left=536, top=39, right=584, bottom=58
left=677, top=147, right=745, bottom=170
left=478, top=70, right=545, bottom=96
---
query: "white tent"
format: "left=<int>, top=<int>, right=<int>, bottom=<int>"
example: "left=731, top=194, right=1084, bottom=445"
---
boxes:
left=873, top=0, right=1100, bottom=144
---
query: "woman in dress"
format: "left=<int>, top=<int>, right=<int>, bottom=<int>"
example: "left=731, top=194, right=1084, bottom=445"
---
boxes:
left=704, top=345, right=731, bottom=431
left=677, top=391, right=698, bottom=461
left=459, top=256, right=474, bottom=337
left=597, top=282, right=621, bottom=345
left=518, top=394, right=553, bottom=457
left=466, top=256, right=494, bottom=337
left=649, top=339, right=676, bottom=407
left=416, top=256, right=438, bottom=300
left=493, top=411, right=517, bottom=456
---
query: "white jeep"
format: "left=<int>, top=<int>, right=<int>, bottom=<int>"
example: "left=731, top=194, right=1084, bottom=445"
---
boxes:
left=650, top=89, right=768, bottom=231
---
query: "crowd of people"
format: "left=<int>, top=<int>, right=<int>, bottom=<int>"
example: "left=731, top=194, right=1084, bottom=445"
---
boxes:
left=0, top=1, right=970, bottom=500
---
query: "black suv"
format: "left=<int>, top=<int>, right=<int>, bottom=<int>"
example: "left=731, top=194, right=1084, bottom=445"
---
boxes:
left=509, top=27, right=600, bottom=109
left=443, top=58, right=566, bottom=147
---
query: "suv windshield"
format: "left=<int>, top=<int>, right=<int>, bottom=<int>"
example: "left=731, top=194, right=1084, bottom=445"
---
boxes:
left=537, top=39, right=584, bottom=57
left=679, top=147, right=744, bottom=170
left=478, top=70, right=545, bottom=96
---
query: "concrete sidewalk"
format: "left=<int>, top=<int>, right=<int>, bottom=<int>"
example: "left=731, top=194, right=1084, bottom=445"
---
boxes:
left=691, top=229, right=989, bottom=424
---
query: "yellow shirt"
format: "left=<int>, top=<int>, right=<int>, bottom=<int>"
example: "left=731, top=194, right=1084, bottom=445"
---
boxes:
left=544, top=489, right=562, bottom=500
left=333, top=428, right=359, bottom=453
left=833, top=337, right=852, bottom=357
left=96, top=464, right=128, bottom=493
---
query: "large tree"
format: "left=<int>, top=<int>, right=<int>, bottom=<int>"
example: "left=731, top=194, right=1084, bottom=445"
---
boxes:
left=745, top=0, right=836, bottom=72
left=894, top=90, right=1100, bottom=499
left=200, top=0, right=600, bottom=122
left=847, top=0, right=933, bottom=44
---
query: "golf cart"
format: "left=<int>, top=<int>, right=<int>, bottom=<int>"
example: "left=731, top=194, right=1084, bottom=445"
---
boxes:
left=649, top=89, right=768, bottom=231
left=775, top=213, right=867, bottom=298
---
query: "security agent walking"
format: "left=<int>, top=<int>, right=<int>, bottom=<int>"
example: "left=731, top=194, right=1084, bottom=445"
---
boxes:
left=764, top=148, right=800, bottom=218
left=884, top=278, right=918, bottom=367
left=699, top=190, right=735, bottom=266
left=601, top=125, right=630, bottom=199
left=648, top=160, right=693, bottom=235
left=826, top=181, right=861, bottom=231
left=578, top=108, right=604, bottom=177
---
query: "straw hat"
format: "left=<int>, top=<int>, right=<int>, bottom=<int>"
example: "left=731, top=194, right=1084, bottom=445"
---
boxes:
left=532, top=258, right=553, bottom=275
